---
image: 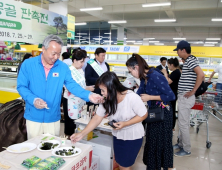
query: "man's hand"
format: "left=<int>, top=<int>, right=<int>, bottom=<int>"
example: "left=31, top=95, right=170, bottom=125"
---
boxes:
left=184, top=91, right=195, bottom=98
left=34, top=98, right=48, bottom=109
left=113, top=122, right=127, bottom=130
left=89, top=93, right=104, bottom=104
left=140, top=94, right=151, bottom=102
left=207, top=79, right=211, bottom=83
left=70, top=133, right=84, bottom=143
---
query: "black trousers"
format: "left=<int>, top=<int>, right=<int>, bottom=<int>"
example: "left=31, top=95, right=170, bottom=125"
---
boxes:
left=62, top=97, right=76, bottom=136
left=171, top=99, right=177, bottom=129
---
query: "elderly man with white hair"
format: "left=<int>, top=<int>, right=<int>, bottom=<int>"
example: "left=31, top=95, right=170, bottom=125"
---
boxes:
left=17, top=35, right=103, bottom=139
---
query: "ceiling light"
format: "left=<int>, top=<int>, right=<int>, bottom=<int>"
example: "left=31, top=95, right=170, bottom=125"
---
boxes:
left=134, top=43, right=143, bottom=45
left=137, top=41, right=143, bottom=42
left=126, top=41, right=135, bottom=43
left=154, top=19, right=176, bottom=22
left=174, top=41, right=179, bottom=43
left=114, top=43, right=117, bottom=44
left=108, top=20, right=127, bottom=24
left=142, top=2, right=171, bottom=8
left=206, top=38, right=221, bottom=40
left=104, top=33, right=111, bottom=34
left=124, top=38, right=127, bottom=39
left=204, top=44, right=215, bottom=46
left=75, top=22, right=87, bottom=26
left=211, top=18, right=222, bottom=21
left=173, top=38, right=186, bottom=40
left=104, top=40, right=113, bottom=42
left=80, top=7, right=103, bottom=11
left=75, top=36, right=81, bottom=37
left=143, top=38, right=155, bottom=40
left=205, top=42, right=218, bottom=44
left=149, top=41, right=159, bottom=43
left=189, top=41, right=204, bottom=44
left=155, top=43, right=164, bottom=45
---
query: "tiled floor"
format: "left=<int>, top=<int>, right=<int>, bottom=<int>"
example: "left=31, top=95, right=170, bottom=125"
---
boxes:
left=60, top=113, right=222, bottom=170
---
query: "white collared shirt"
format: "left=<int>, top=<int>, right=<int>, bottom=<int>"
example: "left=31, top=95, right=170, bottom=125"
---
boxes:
left=161, top=64, right=167, bottom=70
left=96, top=59, right=108, bottom=72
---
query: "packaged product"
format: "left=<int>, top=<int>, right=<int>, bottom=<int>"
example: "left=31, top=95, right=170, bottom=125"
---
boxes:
left=21, top=156, right=41, bottom=168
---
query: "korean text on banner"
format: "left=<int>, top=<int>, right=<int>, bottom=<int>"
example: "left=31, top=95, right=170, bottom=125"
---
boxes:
left=0, top=0, right=68, bottom=45
left=67, top=14, right=75, bottom=40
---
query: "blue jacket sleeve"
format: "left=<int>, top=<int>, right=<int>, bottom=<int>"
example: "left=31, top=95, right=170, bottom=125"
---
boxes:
left=151, top=72, right=175, bottom=102
left=17, top=61, right=38, bottom=105
left=64, top=66, right=90, bottom=102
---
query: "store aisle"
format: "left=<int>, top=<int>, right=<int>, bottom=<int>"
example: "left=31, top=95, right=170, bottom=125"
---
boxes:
left=60, top=114, right=222, bottom=170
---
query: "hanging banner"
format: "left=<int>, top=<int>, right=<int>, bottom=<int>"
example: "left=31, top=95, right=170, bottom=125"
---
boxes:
left=67, top=14, right=75, bottom=40
left=79, top=46, right=140, bottom=53
left=0, top=0, right=68, bottom=45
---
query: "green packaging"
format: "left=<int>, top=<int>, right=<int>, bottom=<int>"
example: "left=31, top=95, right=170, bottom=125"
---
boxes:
left=21, top=156, right=41, bottom=168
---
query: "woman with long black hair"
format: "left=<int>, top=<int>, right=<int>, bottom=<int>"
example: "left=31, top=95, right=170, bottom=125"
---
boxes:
left=70, top=71, right=148, bottom=170
left=162, top=58, right=181, bottom=133
left=126, top=54, right=175, bottom=170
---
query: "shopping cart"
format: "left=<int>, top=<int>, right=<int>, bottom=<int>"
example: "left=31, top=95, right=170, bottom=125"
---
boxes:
left=189, top=90, right=222, bottom=148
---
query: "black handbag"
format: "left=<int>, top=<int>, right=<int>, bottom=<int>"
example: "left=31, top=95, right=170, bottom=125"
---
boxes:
left=144, top=106, right=164, bottom=123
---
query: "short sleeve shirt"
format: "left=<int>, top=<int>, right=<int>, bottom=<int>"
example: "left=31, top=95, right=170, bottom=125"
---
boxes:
left=178, top=55, right=198, bottom=93
left=96, top=90, right=147, bottom=140
left=214, top=65, right=222, bottom=83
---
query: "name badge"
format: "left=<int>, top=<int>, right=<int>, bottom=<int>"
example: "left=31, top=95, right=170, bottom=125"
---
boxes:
left=53, top=73, right=59, bottom=77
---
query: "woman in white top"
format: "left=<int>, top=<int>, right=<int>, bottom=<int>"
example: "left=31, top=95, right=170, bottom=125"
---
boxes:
left=63, top=50, right=94, bottom=138
left=71, top=72, right=148, bottom=170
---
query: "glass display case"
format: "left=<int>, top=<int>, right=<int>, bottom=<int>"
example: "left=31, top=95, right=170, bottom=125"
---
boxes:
left=0, top=71, right=17, bottom=89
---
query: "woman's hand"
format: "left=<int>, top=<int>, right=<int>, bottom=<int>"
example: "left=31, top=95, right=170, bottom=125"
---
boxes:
left=140, top=94, right=152, bottom=102
left=113, top=122, right=127, bottom=130
left=86, top=85, right=95, bottom=92
left=161, top=69, right=167, bottom=75
left=70, top=133, right=84, bottom=143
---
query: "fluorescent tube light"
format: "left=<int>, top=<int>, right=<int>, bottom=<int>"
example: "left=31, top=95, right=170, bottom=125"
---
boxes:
left=80, top=7, right=103, bottom=11
left=114, top=43, right=117, bottom=44
left=173, top=38, right=186, bottom=40
left=206, top=38, right=221, bottom=40
left=204, top=44, right=214, bottom=46
left=126, top=41, right=135, bottom=43
left=104, top=33, right=111, bottom=34
left=134, top=43, right=143, bottom=45
left=155, top=43, right=164, bottom=45
left=143, top=38, right=155, bottom=40
left=104, top=40, right=113, bottom=42
left=175, top=41, right=179, bottom=43
left=205, top=42, right=218, bottom=44
left=149, top=41, right=159, bottom=43
left=189, top=41, right=204, bottom=44
left=154, top=19, right=176, bottom=22
left=211, top=18, right=222, bottom=21
left=75, top=22, right=87, bottom=26
left=142, top=2, right=171, bottom=8
left=124, top=38, right=127, bottom=39
left=108, top=20, right=127, bottom=24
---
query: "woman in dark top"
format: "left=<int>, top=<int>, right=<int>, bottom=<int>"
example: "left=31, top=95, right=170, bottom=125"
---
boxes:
left=17, top=53, right=32, bottom=75
left=126, top=54, right=175, bottom=170
left=162, top=58, right=181, bottom=131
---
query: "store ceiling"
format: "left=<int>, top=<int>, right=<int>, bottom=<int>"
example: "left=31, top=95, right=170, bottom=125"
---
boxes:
left=24, top=0, right=222, bottom=46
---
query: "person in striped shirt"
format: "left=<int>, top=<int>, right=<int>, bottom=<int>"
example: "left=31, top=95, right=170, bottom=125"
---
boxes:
left=173, top=40, right=204, bottom=157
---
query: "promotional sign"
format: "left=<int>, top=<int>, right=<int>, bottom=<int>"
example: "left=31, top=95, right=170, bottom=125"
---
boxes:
left=0, top=0, right=68, bottom=45
left=67, top=14, right=75, bottom=40
left=80, top=46, right=140, bottom=53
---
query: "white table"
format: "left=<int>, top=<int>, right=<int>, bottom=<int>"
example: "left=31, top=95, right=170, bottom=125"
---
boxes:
left=75, top=118, right=114, bottom=170
left=0, top=135, right=93, bottom=170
